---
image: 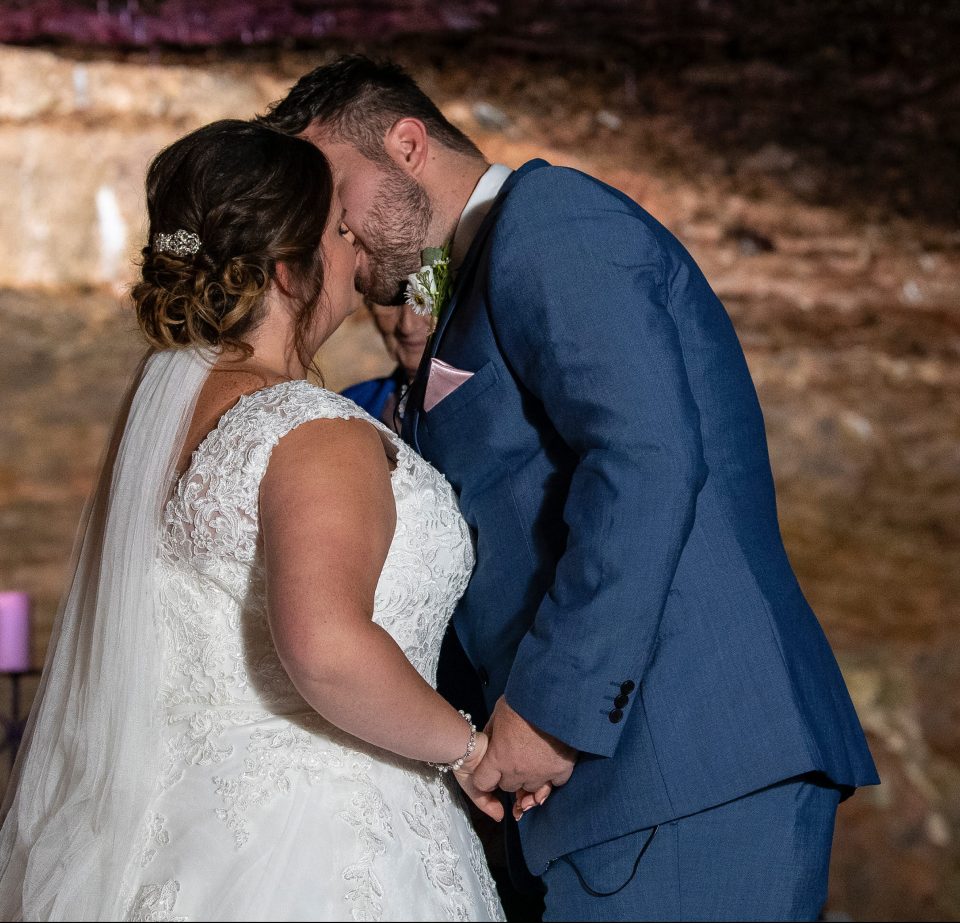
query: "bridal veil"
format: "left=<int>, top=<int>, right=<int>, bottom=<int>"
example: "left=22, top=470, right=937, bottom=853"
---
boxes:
left=0, top=347, right=211, bottom=921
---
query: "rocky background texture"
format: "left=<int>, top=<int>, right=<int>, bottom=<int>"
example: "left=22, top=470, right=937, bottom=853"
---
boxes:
left=0, top=3, right=958, bottom=919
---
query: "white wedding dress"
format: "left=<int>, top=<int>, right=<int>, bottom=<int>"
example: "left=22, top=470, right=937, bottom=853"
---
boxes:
left=122, top=380, right=503, bottom=922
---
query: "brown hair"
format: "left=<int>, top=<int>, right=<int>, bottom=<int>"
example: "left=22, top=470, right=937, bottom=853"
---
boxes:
left=260, top=55, right=483, bottom=164
left=132, top=119, right=333, bottom=366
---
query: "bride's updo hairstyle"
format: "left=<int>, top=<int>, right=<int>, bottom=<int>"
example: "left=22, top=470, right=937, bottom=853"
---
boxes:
left=133, top=119, right=333, bottom=364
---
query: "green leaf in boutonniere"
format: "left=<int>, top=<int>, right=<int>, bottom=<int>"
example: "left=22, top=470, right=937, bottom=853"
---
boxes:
left=405, top=243, right=452, bottom=333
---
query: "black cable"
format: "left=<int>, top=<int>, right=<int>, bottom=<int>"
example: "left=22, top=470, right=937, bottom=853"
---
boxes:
left=558, top=825, right=659, bottom=898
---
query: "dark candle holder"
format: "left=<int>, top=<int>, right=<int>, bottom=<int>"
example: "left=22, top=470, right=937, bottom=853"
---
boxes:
left=1, top=669, right=42, bottom=771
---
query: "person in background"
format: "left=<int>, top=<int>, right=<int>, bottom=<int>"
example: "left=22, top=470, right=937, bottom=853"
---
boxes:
left=343, top=297, right=432, bottom=433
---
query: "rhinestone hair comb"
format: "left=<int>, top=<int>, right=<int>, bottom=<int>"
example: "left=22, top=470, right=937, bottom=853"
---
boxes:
left=153, top=229, right=201, bottom=258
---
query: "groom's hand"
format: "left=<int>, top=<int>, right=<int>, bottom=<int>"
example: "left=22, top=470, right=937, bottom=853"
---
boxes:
left=472, top=697, right=577, bottom=795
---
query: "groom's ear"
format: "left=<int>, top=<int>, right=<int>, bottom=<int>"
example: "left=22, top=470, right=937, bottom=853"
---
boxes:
left=384, top=118, right=430, bottom=178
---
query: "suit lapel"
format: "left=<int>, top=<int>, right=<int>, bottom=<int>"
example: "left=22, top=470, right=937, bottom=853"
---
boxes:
left=404, top=159, right=549, bottom=452
left=428, top=160, right=547, bottom=363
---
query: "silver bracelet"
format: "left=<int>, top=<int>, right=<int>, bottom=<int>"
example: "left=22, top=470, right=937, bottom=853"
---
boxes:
left=429, top=710, right=477, bottom=774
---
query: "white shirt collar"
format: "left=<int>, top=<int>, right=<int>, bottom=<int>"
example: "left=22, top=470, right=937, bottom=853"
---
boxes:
left=450, top=163, right=512, bottom=270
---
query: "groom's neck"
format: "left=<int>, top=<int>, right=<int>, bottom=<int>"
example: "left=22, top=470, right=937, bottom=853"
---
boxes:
left=422, top=151, right=489, bottom=250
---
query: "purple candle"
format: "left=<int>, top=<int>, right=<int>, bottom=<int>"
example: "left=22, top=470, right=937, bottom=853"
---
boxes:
left=0, top=592, right=31, bottom=672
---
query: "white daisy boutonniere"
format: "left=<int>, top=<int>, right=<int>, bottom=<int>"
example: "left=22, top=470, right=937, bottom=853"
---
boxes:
left=405, top=244, right=452, bottom=332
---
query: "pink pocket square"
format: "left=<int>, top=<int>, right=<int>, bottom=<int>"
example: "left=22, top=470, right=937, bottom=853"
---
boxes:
left=424, top=359, right=474, bottom=412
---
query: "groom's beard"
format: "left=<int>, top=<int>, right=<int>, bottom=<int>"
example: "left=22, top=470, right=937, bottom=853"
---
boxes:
left=357, top=165, right=433, bottom=306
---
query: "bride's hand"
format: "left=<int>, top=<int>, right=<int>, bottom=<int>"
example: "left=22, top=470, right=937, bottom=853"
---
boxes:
left=453, top=732, right=505, bottom=822
left=511, top=783, right=553, bottom=821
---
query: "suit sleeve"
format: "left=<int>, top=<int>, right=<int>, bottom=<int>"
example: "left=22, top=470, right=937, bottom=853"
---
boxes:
left=490, top=168, right=707, bottom=758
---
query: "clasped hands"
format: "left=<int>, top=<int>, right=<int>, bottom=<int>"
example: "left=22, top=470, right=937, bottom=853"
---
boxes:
left=454, top=697, right=577, bottom=822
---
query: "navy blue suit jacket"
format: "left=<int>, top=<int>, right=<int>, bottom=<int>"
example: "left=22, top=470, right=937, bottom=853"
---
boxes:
left=403, top=160, right=879, bottom=872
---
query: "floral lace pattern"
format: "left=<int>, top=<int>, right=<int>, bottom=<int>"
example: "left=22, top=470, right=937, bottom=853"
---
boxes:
left=138, top=814, right=171, bottom=869
left=467, top=818, right=505, bottom=921
left=122, top=382, right=500, bottom=921
left=127, top=880, right=187, bottom=922
left=403, top=776, right=472, bottom=921
left=212, top=719, right=346, bottom=848
left=340, top=770, right=396, bottom=921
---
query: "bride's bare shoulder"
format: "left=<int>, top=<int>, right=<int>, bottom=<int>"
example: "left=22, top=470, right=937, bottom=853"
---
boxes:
left=177, top=366, right=290, bottom=473
left=202, top=366, right=288, bottom=408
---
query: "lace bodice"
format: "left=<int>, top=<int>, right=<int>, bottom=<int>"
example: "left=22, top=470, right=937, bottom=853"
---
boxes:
left=156, top=380, right=475, bottom=715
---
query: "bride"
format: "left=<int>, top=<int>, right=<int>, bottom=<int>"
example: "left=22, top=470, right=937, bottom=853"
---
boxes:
left=0, top=120, right=506, bottom=922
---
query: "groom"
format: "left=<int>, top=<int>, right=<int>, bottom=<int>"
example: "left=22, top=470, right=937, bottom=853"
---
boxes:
left=265, top=57, right=879, bottom=921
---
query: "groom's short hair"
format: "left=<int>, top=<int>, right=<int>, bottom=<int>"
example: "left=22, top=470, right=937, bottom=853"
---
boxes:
left=262, top=55, right=483, bottom=164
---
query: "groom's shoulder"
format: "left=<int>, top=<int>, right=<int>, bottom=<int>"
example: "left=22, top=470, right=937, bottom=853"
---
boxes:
left=503, top=161, right=633, bottom=217
left=499, top=162, right=694, bottom=267
left=492, top=162, right=666, bottom=260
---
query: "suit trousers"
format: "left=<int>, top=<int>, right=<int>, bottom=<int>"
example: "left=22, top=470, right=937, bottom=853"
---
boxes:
left=540, top=773, right=842, bottom=922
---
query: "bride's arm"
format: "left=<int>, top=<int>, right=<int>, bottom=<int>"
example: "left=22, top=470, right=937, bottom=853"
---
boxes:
left=260, top=416, right=502, bottom=819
